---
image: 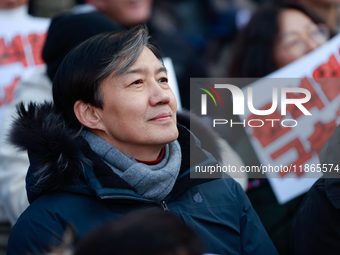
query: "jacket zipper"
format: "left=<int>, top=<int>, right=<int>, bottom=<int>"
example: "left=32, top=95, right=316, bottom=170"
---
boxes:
left=101, top=195, right=152, bottom=202
left=101, top=195, right=170, bottom=212
left=160, top=200, right=170, bottom=212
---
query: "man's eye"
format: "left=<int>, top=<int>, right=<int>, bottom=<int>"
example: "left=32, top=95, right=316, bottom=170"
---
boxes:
left=159, top=77, right=168, bottom=83
left=132, top=79, right=143, bottom=85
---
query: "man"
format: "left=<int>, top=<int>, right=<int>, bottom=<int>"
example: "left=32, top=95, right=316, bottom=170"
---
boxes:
left=0, top=0, right=211, bottom=225
left=7, top=25, right=276, bottom=255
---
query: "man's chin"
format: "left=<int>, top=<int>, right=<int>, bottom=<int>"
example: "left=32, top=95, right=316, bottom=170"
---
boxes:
left=168, top=129, right=179, bottom=144
left=159, top=128, right=179, bottom=145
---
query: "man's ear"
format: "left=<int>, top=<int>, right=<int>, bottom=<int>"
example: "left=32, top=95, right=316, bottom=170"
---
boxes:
left=74, top=100, right=104, bottom=131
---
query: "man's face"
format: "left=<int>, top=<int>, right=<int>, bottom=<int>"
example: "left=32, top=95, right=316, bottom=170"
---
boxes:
left=0, top=0, right=27, bottom=9
left=95, top=46, right=178, bottom=160
left=92, top=0, right=153, bottom=26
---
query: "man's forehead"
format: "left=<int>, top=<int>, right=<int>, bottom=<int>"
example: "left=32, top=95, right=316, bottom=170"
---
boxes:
left=108, top=47, right=166, bottom=80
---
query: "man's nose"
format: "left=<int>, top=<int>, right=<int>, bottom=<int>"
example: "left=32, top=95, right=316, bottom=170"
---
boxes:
left=149, top=81, right=170, bottom=106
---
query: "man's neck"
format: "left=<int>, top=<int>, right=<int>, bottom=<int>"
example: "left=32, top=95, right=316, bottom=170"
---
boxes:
left=126, top=145, right=165, bottom=162
left=135, top=147, right=165, bottom=165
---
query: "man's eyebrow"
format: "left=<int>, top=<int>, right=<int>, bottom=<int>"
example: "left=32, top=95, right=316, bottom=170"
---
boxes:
left=122, top=66, right=167, bottom=76
left=110, top=66, right=168, bottom=80
left=157, top=66, right=167, bottom=75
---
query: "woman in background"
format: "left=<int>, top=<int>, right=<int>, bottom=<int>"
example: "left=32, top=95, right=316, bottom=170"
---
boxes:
left=228, top=2, right=331, bottom=254
left=230, top=2, right=330, bottom=77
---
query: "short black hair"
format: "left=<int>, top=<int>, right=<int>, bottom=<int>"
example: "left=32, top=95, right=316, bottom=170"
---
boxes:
left=52, top=24, right=161, bottom=131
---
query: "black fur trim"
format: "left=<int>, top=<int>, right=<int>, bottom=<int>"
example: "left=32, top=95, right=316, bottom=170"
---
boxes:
left=9, top=102, right=88, bottom=189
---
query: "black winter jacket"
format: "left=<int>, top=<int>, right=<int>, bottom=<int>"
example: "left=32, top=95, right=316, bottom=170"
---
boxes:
left=7, top=103, right=277, bottom=255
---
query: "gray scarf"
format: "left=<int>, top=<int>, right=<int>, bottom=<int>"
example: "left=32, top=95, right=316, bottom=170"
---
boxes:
left=82, top=131, right=182, bottom=202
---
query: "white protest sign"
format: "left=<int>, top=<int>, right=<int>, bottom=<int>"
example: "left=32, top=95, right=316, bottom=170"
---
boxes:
left=0, top=12, right=50, bottom=126
left=240, top=33, right=340, bottom=204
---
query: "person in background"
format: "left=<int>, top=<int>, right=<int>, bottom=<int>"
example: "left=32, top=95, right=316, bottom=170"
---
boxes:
left=0, top=0, right=27, bottom=9
left=279, top=0, right=340, bottom=33
left=228, top=2, right=330, bottom=254
left=230, top=2, right=329, bottom=77
left=300, top=0, right=340, bottom=33
left=78, top=0, right=151, bottom=27
left=7, top=25, right=277, bottom=255
left=27, top=0, right=74, bottom=17
left=74, top=210, right=204, bottom=255
left=0, top=11, right=120, bottom=255
left=0, top=2, right=34, bottom=254
left=45, top=210, right=204, bottom=255
left=293, top=125, right=340, bottom=255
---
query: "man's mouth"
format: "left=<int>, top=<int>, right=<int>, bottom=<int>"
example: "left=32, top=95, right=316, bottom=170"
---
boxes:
left=149, top=113, right=172, bottom=121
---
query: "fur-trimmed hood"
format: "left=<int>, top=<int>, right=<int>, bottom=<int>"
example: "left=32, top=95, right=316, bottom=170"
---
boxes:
left=10, top=102, right=87, bottom=186
left=9, top=102, right=95, bottom=203
left=9, top=102, right=221, bottom=204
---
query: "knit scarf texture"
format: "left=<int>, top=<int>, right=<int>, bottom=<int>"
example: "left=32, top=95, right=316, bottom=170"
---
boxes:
left=82, top=130, right=182, bottom=202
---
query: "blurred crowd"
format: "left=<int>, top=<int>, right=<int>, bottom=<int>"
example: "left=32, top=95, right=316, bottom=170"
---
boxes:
left=1, top=0, right=340, bottom=254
